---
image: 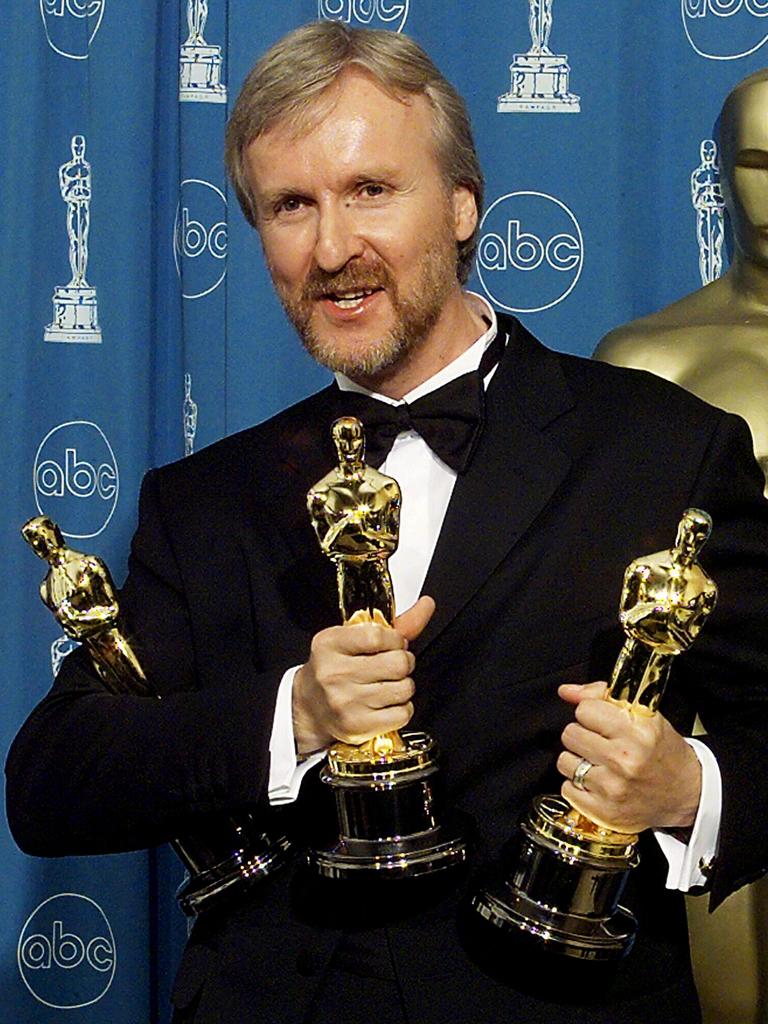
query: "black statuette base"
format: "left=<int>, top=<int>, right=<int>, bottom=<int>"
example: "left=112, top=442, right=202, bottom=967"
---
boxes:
left=174, top=829, right=292, bottom=916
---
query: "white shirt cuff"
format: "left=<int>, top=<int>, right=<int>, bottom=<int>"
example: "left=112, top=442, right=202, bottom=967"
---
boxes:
left=654, top=736, right=721, bottom=890
left=267, top=665, right=326, bottom=805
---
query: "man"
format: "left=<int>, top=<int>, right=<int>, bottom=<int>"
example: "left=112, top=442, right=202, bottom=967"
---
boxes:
left=7, top=22, right=768, bottom=1024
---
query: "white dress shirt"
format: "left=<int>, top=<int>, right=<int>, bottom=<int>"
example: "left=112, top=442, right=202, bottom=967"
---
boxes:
left=267, top=293, right=719, bottom=890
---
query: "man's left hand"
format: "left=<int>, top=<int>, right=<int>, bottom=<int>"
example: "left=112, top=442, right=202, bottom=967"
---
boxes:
left=556, top=681, right=702, bottom=834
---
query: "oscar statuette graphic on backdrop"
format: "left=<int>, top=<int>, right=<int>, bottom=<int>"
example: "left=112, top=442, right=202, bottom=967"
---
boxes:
left=179, top=0, right=227, bottom=103
left=691, top=140, right=725, bottom=287
left=44, top=135, right=102, bottom=344
left=498, top=0, right=580, bottom=113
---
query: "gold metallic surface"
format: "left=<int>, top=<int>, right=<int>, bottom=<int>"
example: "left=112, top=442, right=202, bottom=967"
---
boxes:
left=307, top=416, right=405, bottom=761
left=596, top=71, right=768, bottom=1013
left=21, top=515, right=152, bottom=696
left=530, top=795, right=638, bottom=862
left=608, top=508, right=717, bottom=712
left=306, top=418, right=466, bottom=878
left=555, top=508, right=716, bottom=838
left=474, top=511, right=717, bottom=957
left=595, top=71, right=768, bottom=492
left=327, top=733, right=435, bottom=781
left=22, top=515, right=292, bottom=914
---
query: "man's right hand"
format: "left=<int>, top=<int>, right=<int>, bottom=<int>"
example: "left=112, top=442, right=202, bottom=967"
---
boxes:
left=292, top=596, right=435, bottom=753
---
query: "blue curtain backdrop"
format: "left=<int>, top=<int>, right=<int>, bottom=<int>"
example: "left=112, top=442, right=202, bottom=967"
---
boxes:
left=2, top=1, right=766, bottom=1021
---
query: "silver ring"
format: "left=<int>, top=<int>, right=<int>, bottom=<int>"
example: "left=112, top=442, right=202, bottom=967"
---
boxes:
left=572, top=757, right=593, bottom=791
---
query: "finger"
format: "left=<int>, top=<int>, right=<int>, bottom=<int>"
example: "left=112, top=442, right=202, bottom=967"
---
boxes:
left=560, top=721, right=612, bottom=763
left=556, top=750, right=599, bottom=788
left=360, top=648, right=415, bottom=685
left=561, top=781, right=642, bottom=835
left=573, top=698, right=633, bottom=739
left=559, top=783, right=613, bottom=828
left=313, top=648, right=414, bottom=691
left=556, top=750, right=581, bottom=781
left=337, top=701, right=415, bottom=745
left=395, top=596, right=436, bottom=643
left=363, top=677, right=415, bottom=710
left=558, top=681, right=608, bottom=705
left=331, top=622, right=406, bottom=655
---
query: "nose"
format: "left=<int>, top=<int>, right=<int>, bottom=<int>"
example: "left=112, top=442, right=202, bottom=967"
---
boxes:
left=313, top=201, right=364, bottom=273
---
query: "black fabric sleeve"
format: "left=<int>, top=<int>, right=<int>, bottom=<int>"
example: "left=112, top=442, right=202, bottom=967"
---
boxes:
left=5, top=469, right=283, bottom=857
left=679, top=412, right=768, bottom=909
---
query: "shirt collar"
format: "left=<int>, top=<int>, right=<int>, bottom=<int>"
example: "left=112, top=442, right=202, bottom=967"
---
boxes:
left=335, top=293, right=499, bottom=406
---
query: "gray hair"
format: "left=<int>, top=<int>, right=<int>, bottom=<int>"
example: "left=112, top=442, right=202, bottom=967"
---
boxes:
left=225, top=21, right=483, bottom=283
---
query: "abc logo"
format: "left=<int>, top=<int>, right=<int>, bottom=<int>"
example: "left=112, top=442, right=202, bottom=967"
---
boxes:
left=476, top=191, right=584, bottom=314
left=681, top=0, right=768, bottom=59
left=34, top=420, right=119, bottom=539
left=39, top=0, right=106, bottom=60
left=174, top=179, right=228, bottom=300
left=318, top=0, right=409, bottom=33
left=17, top=893, right=116, bottom=1009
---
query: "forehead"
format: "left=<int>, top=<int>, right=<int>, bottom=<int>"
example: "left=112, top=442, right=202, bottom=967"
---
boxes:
left=245, top=70, right=440, bottom=188
left=728, top=81, right=768, bottom=150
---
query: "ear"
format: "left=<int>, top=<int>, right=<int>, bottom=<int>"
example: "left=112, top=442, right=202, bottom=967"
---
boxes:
left=452, top=185, right=478, bottom=243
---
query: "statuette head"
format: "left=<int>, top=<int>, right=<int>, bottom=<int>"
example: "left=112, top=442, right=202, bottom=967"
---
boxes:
left=332, top=416, right=365, bottom=466
left=21, top=516, right=65, bottom=561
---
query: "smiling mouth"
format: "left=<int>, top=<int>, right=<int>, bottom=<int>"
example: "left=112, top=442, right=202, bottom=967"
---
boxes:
left=323, top=287, right=382, bottom=309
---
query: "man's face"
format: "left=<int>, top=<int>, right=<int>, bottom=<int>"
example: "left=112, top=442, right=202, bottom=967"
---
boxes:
left=244, top=70, right=476, bottom=384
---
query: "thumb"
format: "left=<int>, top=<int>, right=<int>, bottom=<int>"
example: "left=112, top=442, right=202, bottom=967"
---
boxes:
left=558, top=680, right=609, bottom=705
left=395, top=596, right=436, bottom=643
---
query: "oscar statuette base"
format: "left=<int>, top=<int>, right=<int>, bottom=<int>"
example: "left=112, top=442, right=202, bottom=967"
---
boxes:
left=173, top=821, right=293, bottom=916
left=308, top=731, right=467, bottom=879
left=44, top=285, right=102, bottom=343
left=179, top=43, right=227, bottom=103
left=497, top=53, right=580, bottom=113
left=473, top=795, right=638, bottom=961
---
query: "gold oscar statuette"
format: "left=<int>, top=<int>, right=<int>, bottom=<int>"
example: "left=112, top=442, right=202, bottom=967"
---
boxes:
left=22, top=515, right=292, bottom=915
left=473, top=508, right=717, bottom=959
left=306, top=416, right=467, bottom=878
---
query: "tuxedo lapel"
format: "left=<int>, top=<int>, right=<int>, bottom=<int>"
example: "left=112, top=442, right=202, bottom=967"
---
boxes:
left=415, top=317, right=575, bottom=653
left=261, top=385, right=346, bottom=631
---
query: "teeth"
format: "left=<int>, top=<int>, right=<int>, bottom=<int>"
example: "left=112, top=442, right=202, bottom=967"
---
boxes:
left=330, top=288, right=376, bottom=309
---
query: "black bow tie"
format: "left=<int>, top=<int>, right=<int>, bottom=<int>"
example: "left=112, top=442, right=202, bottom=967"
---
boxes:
left=337, top=331, right=506, bottom=474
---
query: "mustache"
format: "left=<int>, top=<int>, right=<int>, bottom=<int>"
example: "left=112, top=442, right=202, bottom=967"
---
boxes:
left=300, top=261, right=394, bottom=301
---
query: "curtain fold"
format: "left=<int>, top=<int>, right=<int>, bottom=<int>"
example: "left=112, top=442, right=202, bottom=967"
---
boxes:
left=3, top=2, right=766, bottom=1021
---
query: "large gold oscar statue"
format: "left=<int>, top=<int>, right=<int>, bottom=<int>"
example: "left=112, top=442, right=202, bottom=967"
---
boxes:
left=22, top=515, right=291, bottom=915
left=306, top=417, right=466, bottom=879
left=307, top=415, right=404, bottom=760
left=22, top=516, right=153, bottom=695
left=473, top=510, right=716, bottom=959
left=596, top=70, right=768, bottom=490
left=595, top=69, right=768, bottom=1023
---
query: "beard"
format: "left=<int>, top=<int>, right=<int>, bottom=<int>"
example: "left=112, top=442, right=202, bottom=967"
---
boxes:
left=271, top=221, right=459, bottom=382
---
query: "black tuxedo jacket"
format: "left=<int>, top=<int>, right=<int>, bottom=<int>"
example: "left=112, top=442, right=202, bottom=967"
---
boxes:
left=7, top=315, right=768, bottom=1023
